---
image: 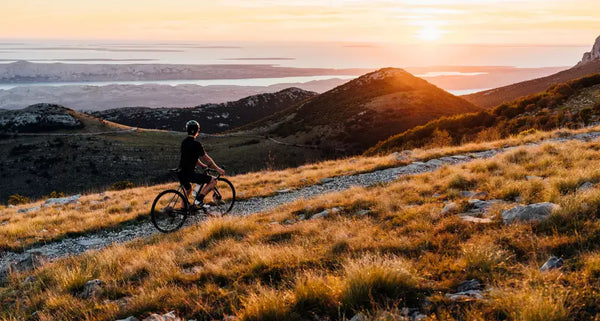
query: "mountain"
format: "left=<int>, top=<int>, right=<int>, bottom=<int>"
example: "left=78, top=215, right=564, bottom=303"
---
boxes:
left=247, top=68, right=480, bottom=154
left=366, top=72, right=600, bottom=155
left=0, top=104, right=84, bottom=132
left=90, top=88, right=317, bottom=133
left=578, top=35, right=600, bottom=66
left=463, top=35, right=600, bottom=108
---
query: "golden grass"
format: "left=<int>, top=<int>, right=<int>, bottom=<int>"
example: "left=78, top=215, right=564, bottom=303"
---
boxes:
left=2, top=125, right=600, bottom=251
left=7, top=130, right=600, bottom=319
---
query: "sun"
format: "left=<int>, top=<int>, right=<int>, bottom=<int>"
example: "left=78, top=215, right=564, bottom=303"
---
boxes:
left=415, top=24, right=443, bottom=42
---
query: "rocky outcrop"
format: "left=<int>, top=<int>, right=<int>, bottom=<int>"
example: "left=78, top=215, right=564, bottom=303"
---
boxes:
left=578, top=35, right=600, bottom=66
left=501, top=202, right=560, bottom=224
left=0, top=103, right=82, bottom=132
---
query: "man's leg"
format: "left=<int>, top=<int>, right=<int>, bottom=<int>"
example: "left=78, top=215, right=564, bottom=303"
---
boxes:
left=199, top=177, right=217, bottom=203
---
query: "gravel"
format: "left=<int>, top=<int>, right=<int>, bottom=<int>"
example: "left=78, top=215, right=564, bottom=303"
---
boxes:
left=2, top=130, right=600, bottom=279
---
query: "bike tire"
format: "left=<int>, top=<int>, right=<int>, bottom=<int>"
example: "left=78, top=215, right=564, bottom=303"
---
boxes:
left=203, top=178, right=236, bottom=217
left=151, top=189, right=189, bottom=233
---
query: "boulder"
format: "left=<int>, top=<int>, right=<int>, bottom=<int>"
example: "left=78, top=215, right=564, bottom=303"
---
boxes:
left=460, top=191, right=473, bottom=198
left=501, top=202, right=559, bottom=225
left=445, top=290, right=484, bottom=301
left=17, top=206, right=40, bottom=214
left=540, top=256, right=564, bottom=271
left=44, top=194, right=81, bottom=206
left=116, top=317, right=139, bottom=321
left=276, top=188, right=292, bottom=194
left=441, top=202, right=458, bottom=215
left=142, top=311, right=180, bottom=321
left=355, top=209, right=371, bottom=216
left=470, top=191, right=489, bottom=199
left=79, top=279, right=104, bottom=299
left=457, top=279, right=481, bottom=292
left=310, top=207, right=342, bottom=220
left=578, top=182, right=595, bottom=192
left=319, top=177, right=334, bottom=184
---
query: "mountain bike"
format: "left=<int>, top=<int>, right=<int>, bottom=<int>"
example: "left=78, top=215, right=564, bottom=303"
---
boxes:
left=150, top=168, right=235, bottom=233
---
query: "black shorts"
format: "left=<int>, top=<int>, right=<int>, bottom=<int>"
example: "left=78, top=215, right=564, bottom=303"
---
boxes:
left=178, top=171, right=213, bottom=190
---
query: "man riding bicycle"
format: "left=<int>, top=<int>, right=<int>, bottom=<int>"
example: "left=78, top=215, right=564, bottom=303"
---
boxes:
left=179, top=120, right=225, bottom=207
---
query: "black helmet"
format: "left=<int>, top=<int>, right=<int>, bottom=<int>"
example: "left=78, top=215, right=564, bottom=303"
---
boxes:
left=186, top=120, right=200, bottom=135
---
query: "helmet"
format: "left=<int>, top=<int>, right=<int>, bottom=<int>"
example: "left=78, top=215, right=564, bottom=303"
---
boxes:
left=185, top=120, right=200, bottom=135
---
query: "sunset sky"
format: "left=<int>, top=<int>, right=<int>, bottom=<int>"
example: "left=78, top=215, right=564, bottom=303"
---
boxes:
left=2, top=0, right=600, bottom=44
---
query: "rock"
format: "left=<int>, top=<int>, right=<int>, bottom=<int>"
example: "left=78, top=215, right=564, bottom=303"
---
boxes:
left=17, top=206, right=40, bottom=214
left=451, top=155, right=470, bottom=160
left=79, top=279, right=104, bottom=299
left=578, top=35, right=600, bottom=65
left=526, top=175, right=543, bottom=181
left=276, top=188, right=292, bottom=194
left=460, top=191, right=473, bottom=198
left=283, top=219, right=295, bottom=225
left=460, top=216, right=492, bottom=224
left=8, top=204, right=15, bottom=208
left=426, top=159, right=443, bottom=167
left=331, top=207, right=342, bottom=213
left=515, top=196, right=523, bottom=203
left=540, top=256, right=564, bottom=271
left=142, top=311, right=180, bottom=321
left=432, top=193, right=442, bottom=198
left=349, top=313, right=367, bottom=321
left=445, top=290, right=484, bottom=301
left=311, top=209, right=330, bottom=220
left=319, top=177, right=334, bottom=184
left=22, top=275, right=37, bottom=285
left=12, top=251, right=48, bottom=272
left=183, top=266, right=203, bottom=274
left=457, top=279, right=481, bottom=292
left=501, top=202, right=559, bottom=225
left=44, top=194, right=81, bottom=206
left=116, top=317, right=139, bottom=321
left=470, top=191, right=489, bottom=199
left=441, top=202, right=458, bottom=215
left=355, top=209, right=371, bottom=216
left=578, top=182, right=595, bottom=192
left=297, top=214, right=306, bottom=220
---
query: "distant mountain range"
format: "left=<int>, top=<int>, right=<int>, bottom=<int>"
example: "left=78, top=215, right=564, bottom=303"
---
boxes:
left=247, top=68, right=480, bottom=154
left=464, top=36, right=600, bottom=108
left=90, top=88, right=317, bottom=133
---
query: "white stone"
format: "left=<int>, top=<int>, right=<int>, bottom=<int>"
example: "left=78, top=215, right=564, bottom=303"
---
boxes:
left=501, top=202, right=559, bottom=225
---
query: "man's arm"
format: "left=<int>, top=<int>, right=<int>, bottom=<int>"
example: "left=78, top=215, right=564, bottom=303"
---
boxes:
left=197, top=159, right=208, bottom=168
left=202, top=153, right=225, bottom=175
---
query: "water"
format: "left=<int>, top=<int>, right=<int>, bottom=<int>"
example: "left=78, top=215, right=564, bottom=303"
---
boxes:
left=0, top=75, right=358, bottom=90
left=0, top=41, right=588, bottom=68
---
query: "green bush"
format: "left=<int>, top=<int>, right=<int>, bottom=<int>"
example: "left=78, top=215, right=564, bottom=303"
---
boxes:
left=7, top=194, right=30, bottom=205
left=110, top=180, right=135, bottom=191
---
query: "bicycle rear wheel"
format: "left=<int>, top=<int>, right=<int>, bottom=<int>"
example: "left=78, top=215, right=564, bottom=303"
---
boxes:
left=151, top=189, right=189, bottom=233
left=203, top=178, right=235, bottom=217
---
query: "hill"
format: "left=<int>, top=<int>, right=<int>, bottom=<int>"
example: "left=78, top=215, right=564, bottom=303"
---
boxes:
left=4, top=126, right=600, bottom=320
left=0, top=103, right=329, bottom=202
left=367, top=73, right=600, bottom=154
left=248, top=68, right=480, bottom=154
left=464, top=35, right=600, bottom=108
left=90, top=88, right=317, bottom=133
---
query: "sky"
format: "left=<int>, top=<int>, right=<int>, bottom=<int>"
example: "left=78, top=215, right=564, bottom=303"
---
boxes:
left=2, top=0, right=600, bottom=44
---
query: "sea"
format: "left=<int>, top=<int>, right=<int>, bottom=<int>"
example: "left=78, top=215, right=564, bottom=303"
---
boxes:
left=0, top=40, right=590, bottom=95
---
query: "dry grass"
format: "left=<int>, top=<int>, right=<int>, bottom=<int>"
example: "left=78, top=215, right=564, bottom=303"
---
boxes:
left=7, top=132, right=600, bottom=319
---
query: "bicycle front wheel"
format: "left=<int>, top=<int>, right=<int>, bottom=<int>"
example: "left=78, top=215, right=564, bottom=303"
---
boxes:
left=151, top=189, right=189, bottom=233
left=204, top=178, right=235, bottom=216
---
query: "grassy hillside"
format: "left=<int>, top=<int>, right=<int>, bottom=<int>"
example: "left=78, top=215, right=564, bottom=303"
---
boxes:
left=367, top=73, right=600, bottom=155
left=90, top=88, right=317, bottom=133
left=4, top=137, right=600, bottom=320
left=463, top=59, right=600, bottom=108
left=244, top=68, right=480, bottom=155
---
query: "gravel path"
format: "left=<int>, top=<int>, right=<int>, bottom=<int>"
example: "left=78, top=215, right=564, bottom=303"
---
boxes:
left=2, top=131, right=600, bottom=279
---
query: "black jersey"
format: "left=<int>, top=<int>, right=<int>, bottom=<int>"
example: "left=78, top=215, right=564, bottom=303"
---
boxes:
left=179, top=136, right=206, bottom=174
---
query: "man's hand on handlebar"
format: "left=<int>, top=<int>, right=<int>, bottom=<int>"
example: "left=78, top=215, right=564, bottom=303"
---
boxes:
left=216, top=167, right=226, bottom=176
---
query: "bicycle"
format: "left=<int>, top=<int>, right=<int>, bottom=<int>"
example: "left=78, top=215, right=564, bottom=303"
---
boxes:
left=150, top=168, right=236, bottom=233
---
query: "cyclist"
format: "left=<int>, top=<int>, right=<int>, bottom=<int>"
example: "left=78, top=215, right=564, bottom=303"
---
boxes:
left=178, top=120, right=225, bottom=208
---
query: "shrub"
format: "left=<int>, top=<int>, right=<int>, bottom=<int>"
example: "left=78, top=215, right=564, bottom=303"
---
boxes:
left=462, top=242, right=510, bottom=278
left=292, top=274, right=340, bottom=318
left=46, top=191, right=65, bottom=199
left=240, top=288, right=298, bottom=321
left=447, top=174, right=476, bottom=190
left=7, top=194, right=30, bottom=205
left=110, top=180, right=135, bottom=191
left=341, top=256, right=419, bottom=311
